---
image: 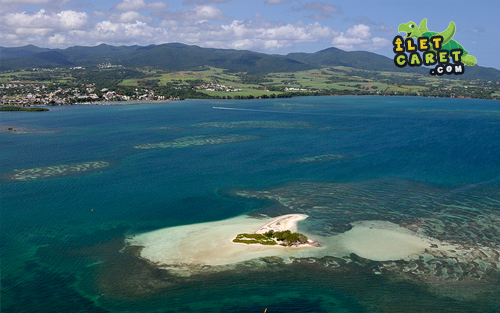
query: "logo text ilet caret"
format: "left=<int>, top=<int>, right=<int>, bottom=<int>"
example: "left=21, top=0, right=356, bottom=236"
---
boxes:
left=393, top=19, right=476, bottom=76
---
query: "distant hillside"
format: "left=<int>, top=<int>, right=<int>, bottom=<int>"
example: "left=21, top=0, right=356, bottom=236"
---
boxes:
left=459, top=65, right=500, bottom=81
left=0, top=43, right=314, bottom=74
left=1, top=43, right=499, bottom=81
left=287, top=47, right=416, bottom=72
left=287, top=47, right=500, bottom=81
left=0, top=45, right=51, bottom=59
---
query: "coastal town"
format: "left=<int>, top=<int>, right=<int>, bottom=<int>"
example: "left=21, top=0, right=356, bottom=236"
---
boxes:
left=0, top=82, right=172, bottom=106
left=1, top=66, right=499, bottom=107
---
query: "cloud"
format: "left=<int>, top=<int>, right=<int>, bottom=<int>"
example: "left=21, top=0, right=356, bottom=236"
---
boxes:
left=295, top=1, right=342, bottom=20
left=332, top=24, right=390, bottom=51
left=5, top=10, right=54, bottom=28
left=185, top=5, right=226, bottom=20
left=110, top=11, right=152, bottom=23
left=48, top=33, right=67, bottom=45
left=57, top=10, right=88, bottom=29
left=0, top=0, right=67, bottom=3
left=0, top=0, right=68, bottom=14
left=113, top=0, right=167, bottom=11
left=91, top=20, right=160, bottom=43
left=0, top=4, right=340, bottom=52
left=0, top=9, right=89, bottom=46
left=346, top=24, right=370, bottom=40
left=376, top=25, right=393, bottom=34
left=156, top=5, right=226, bottom=21
left=345, top=16, right=394, bottom=34
left=301, top=2, right=341, bottom=14
left=264, top=0, right=290, bottom=4
left=153, top=17, right=336, bottom=51
left=189, top=20, right=336, bottom=50
left=308, top=13, right=330, bottom=20
left=183, top=0, right=231, bottom=4
left=5, top=9, right=88, bottom=30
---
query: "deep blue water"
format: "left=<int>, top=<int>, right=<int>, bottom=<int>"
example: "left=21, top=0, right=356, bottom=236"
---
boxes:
left=2, top=96, right=500, bottom=312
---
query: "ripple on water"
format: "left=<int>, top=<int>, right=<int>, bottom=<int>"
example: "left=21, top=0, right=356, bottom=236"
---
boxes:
left=233, top=179, right=500, bottom=299
left=192, top=121, right=313, bottom=129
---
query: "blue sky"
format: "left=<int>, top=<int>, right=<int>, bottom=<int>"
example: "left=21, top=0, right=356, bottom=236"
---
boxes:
left=1, top=0, right=498, bottom=69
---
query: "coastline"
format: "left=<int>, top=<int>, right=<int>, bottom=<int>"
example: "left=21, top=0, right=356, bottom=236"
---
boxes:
left=255, top=214, right=309, bottom=234
left=78, top=99, right=177, bottom=105
left=0, top=99, right=178, bottom=108
left=231, top=214, right=320, bottom=248
left=3, top=94, right=498, bottom=110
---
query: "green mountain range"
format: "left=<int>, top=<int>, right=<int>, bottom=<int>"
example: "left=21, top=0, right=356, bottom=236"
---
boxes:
left=1, top=43, right=499, bottom=81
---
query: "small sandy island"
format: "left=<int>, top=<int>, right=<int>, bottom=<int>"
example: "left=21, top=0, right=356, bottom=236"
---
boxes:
left=232, top=214, right=320, bottom=247
left=127, top=215, right=317, bottom=268
left=127, top=216, right=458, bottom=272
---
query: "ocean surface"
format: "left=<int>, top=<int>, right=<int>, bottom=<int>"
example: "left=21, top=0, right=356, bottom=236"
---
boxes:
left=2, top=96, right=500, bottom=312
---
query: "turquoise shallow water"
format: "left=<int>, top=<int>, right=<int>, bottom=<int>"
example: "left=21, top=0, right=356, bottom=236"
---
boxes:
left=2, top=96, right=500, bottom=312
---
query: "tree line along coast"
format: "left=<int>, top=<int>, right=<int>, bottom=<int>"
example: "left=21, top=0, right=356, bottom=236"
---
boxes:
left=1, top=65, right=499, bottom=108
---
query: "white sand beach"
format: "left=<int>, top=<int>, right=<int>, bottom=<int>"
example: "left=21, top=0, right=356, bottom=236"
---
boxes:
left=127, top=215, right=316, bottom=267
left=255, top=214, right=309, bottom=234
left=128, top=216, right=457, bottom=271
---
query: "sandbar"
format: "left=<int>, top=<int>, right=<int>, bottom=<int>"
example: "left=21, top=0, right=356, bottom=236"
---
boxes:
left=255, top=214, right=309, bottom=234
left=329, top=220, right=456, bottom=261
left=128, top=216, right=458, bottom=273
left=128, top=215, right=316, bottom=268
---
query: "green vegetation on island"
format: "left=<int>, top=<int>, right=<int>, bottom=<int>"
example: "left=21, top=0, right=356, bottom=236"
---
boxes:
left=233, top=230, right=308, bottom=247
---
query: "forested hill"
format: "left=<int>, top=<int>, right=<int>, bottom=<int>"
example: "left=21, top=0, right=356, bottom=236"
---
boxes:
left=0, top=43, right=314, bottom=74
left=1, top=43, right=499, bottom=81
left=287, top=47, right=413, bottom=72
left=287, top=47, right=500, bottom=81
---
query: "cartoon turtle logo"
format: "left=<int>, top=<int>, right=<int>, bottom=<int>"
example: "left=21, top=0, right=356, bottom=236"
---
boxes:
left=398, top=18, right=476, bottom=66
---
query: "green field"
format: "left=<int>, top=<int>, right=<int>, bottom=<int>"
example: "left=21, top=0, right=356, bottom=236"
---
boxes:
left=0, top=70, right=75, bottom=84
left=2, top=64, right=498, bottom=100
left=117, top=66, right=422, bottom=96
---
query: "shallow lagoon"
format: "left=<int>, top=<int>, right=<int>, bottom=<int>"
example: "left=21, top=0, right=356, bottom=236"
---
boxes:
left=2, top=96, right=500, bottom=312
